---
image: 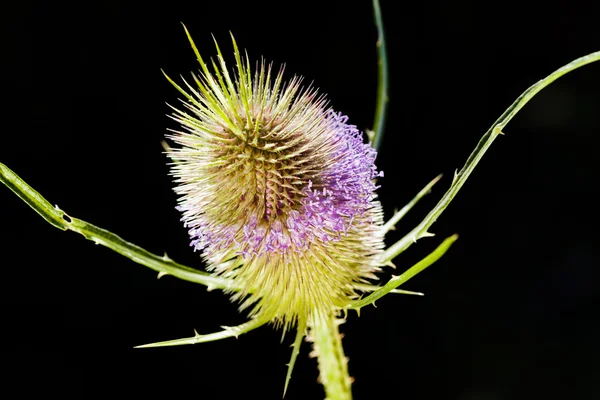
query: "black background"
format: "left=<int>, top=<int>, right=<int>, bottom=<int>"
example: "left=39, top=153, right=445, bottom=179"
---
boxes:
left=1, top=1, right=599, bottom=399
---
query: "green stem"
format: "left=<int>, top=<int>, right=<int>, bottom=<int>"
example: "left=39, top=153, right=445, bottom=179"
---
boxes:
left=382, top=51, right=600, bottom=264
left=134, top=316, right=269, bottom=348
left=0, top=162, right=236, bottom=290
left=349, top=234, right=458, bottom=310
left=371, top=0, right=389, bottom=151
left=311, top=314, right=352, bottom=400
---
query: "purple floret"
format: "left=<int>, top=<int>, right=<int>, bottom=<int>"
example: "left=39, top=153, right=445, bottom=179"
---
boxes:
left=185, top=110, right=383, bottom=260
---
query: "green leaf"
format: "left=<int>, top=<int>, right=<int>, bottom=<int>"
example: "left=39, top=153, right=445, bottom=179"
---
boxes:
left=0, top=162, right=236, bottom=290
left=349, top=234, right=459, bottom=310
left=283, top=319, right=307, bottom=398
left=382, top=51, right=600, bottom=264
left=134, top=317, right=268, bottom=348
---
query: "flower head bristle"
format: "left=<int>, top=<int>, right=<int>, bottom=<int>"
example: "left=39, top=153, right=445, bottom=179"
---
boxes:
left=166, top=28, right=385, bottom=331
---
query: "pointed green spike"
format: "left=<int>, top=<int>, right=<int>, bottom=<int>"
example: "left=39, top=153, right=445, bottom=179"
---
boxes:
left=382, top=174, right=443, bottom=235
left=349, top=234, right=459, bottom=310
left=134, top=317, right=268, bottom=349
left=352, top=283, right=424, bottom=296
left=181, top=23, right=210, bottom=76
left=283, top=319, right=307, bottom=398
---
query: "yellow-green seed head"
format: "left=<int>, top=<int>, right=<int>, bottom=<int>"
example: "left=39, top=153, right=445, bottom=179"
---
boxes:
left=166, top=29, right=385, bottom=330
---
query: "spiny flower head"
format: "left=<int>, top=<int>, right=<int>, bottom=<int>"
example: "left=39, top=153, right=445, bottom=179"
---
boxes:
left=166, top=28, right=385, bottom=330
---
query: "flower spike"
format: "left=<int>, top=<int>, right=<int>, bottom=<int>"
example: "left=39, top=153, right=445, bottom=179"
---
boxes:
left=165, top=28, right=387, bottom=333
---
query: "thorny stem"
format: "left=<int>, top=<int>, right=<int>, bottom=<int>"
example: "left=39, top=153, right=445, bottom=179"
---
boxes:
left=0, top=162, right=237, bottom=291
left=134, top=316, right=269, bottom=348
left=311, top=314, right=352, bottom=400
left=381, top=50, right=600, bottom=265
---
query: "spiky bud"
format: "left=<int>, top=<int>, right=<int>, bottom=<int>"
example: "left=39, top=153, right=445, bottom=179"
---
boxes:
left=166, top=29, right=385, bottom=330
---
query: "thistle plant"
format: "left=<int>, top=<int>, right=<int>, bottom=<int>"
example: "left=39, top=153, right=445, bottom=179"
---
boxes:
left=1, top=2, right=599, bottom=399
left=164, top=28, right=387, bottom=337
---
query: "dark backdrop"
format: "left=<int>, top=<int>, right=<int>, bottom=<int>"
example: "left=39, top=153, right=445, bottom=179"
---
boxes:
left=1, top=1, right=599, bottom=399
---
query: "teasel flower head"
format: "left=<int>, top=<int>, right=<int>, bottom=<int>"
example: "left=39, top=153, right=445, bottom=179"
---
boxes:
left=166, top=28, right=385, bottom=332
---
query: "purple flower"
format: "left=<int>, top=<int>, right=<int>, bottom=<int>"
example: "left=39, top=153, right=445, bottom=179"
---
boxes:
left=166, top=32, right=384, bottom=330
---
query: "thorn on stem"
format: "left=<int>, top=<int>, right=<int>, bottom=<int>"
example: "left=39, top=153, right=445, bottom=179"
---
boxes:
left=157, top=271, right=169, bottom=279
left=452, top=168, right=459, bottom=184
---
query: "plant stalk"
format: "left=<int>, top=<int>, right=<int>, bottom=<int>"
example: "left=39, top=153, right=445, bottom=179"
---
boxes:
left=311, top=313, right=353, bottom=400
